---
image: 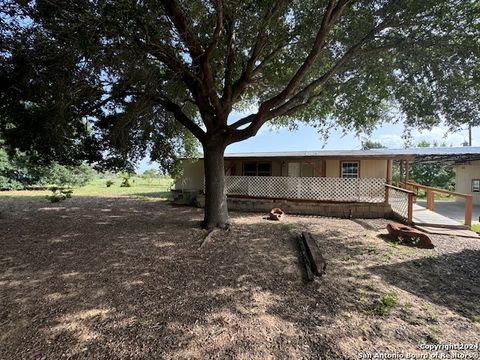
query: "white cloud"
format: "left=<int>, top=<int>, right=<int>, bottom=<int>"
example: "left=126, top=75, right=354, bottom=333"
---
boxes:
left=372, top=124, right=476, bottom=148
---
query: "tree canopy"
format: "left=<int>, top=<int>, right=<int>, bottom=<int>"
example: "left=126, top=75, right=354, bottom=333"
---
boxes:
left=1, top=0, right=479, bottom=227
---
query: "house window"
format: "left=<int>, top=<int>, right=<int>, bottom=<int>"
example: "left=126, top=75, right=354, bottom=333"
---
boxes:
left=341, top=161, right=359, bottom=178
left=243, top=162, right=272, bottom=176
left=257, top=163, right=272, bottom=176
left=472, top=179, right=480, bottom=193
left=243, top=162, right=257, bottom=176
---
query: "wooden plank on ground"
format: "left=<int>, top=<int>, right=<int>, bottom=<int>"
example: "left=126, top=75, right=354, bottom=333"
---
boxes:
left=297, top=236, right=314, bottom=282
left=301, top=231, right=326, bottom=276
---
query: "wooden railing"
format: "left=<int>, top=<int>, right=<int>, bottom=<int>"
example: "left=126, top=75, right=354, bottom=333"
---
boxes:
left=401, top=181, right=473, bottom=226
left=385, top=184, right=415, bottom=224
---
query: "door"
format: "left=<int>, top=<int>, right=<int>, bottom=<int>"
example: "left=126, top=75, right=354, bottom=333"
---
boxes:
left=288, top=162, right=301, bottom=177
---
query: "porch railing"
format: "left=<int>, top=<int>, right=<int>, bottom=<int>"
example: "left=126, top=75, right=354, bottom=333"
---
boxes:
left=385, top=184, right=415, bottom=224
left=224, top=176, right=386, bottom=203
left=401, top=180, right=473, bottom=226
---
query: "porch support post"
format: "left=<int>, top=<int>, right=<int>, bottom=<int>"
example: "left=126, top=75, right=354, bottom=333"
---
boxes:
left=465, top=195, right=473, bottom=226
left=386, top=159, right=392, bottom=184
left=405, top=160, right=410, bottom=182
left=426, top=190, right=435, bottom=211
left=407, top=192, right=414, bottom=225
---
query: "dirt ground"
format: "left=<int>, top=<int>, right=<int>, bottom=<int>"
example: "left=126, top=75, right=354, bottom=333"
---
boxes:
left=1, top=197, right=479, bottom=359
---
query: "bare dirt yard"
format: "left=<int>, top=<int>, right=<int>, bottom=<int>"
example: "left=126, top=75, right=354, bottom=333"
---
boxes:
left=1, top=197, right=479, bottom=359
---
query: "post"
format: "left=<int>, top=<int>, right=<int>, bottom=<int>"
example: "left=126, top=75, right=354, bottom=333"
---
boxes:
left=384, top=185, right=389, bottom=204
left=426, top=189, right=435, bottom=210
left=407, top=192, right=414, bottom=225
left=405, top=160, right=410, bottom=182
left=465, top=195, right=473, bottom=226
left=386, top=159, right=392, bottom=184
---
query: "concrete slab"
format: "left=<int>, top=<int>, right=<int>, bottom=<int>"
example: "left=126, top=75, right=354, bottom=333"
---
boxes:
left=416, top=199, right=480, bottom=225
left=412, top=204, right=464, bottom=227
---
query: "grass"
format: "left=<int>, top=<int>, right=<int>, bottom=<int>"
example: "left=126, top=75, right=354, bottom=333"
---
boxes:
left=0, top=176, right=174, bottom=201
left=372, top=292, right=398, bottom=316
left=471, top=224, right=480, bottom=233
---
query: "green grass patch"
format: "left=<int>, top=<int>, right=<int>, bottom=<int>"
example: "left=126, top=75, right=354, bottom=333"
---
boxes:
left=372, top=292, right=398, bottom=316
left=0, top=176, right=174, bottom=201
left=471, top=224, right=480, bottom=233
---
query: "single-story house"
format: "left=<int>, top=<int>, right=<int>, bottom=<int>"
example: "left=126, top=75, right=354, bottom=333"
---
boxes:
left=173, top=146, right=480, bottom=223
left=173, top=149, right=415, bottom=219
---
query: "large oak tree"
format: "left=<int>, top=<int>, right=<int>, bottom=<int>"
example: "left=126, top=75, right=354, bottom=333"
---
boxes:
left=1, top=0, right=479, bottom=228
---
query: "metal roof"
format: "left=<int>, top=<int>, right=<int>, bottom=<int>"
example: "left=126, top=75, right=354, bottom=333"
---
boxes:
left=223, top=149, right=410, bottom=159
left=223, top=146, right=480, bottom=159
left=188, top=146, right=480, bottom=162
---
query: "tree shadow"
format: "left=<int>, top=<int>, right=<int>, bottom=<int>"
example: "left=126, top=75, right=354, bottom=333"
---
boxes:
left=370, top=249, right=480, bottom=319
left=6, top=200, right=477, bottom=358
left=130, top=191, right=171, bottom=199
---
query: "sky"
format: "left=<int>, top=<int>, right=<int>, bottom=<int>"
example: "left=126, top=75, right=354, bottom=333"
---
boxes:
left=137, top=114, right=479, bottom=172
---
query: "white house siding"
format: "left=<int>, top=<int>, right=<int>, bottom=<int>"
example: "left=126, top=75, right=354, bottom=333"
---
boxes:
left=455, top=160, right=480, bottom=205
left=174, top=159, right=204, bottom=190
left=175, top=157, right=390, bottom=191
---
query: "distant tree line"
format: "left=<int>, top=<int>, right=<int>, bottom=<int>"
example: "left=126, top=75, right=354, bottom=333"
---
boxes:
left=0, top=145, right=95, bottom=190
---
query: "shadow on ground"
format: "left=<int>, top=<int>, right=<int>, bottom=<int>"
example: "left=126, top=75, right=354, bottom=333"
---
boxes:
left=1, top=198, right=479, bottom=358
left=370, top=249, right=480, bottom=320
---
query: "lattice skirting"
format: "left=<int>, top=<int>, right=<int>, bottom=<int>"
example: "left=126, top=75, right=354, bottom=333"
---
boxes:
left=225, top=176, right=386, bottom=203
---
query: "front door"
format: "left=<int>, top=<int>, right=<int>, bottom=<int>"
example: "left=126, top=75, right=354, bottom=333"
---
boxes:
left=288, top=162, right=301, bottom=177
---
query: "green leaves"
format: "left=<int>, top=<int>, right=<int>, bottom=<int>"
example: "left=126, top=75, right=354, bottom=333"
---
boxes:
left=1, top=0, right=478, bottom=166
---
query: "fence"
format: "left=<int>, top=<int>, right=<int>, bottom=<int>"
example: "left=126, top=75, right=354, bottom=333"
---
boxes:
left=224, top=176, right=386, bottom=203
left=385, top=184, right=415, bottom=224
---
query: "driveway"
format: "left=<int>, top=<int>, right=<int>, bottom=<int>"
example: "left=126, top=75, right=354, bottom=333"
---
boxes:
left=416, top=199, right=480, bottom=224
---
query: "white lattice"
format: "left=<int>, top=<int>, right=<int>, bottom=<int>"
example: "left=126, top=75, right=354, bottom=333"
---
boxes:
left=225, top=176, right=386, bottom=203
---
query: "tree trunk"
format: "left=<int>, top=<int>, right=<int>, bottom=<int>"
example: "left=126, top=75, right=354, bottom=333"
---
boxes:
left=202, top=140, right=229, bottom=229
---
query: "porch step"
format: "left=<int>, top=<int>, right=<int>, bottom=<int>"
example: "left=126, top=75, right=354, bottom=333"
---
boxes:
left=412, top=221, right=469, bottom=230
left=414, top=225, right=479, bottom=239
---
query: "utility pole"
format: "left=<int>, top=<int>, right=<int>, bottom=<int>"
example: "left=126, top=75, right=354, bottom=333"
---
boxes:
left=468, top=123, right=472, bottom=146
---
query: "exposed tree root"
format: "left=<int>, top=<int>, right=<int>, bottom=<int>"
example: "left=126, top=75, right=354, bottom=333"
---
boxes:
left=198, top=228, right=220, bottom=249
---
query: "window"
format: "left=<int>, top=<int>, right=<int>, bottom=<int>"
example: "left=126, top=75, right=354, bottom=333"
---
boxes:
left=243, top=162, right=257, bottom=176
left=257, top=163, right=272, bottom=176
left=242, top=162, right=272, bottom=176
left=472, top=179, right=480, bottom=193
left=341, top=161, right=359, bottom=178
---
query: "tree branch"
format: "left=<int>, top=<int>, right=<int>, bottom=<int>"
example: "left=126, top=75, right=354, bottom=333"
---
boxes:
left=228, top=16, right=395, bottom=143
left=260, top=0, right=351, bottom=111
left=161, top=0, right=203, bottom=60
left=156, top=96, right=206, bottom=143
left=228, top=0, right=290, bottom=103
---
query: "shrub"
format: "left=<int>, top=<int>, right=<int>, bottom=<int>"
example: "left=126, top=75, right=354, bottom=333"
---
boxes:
left=373, top=293, right=398, bottom=316
left=0, top=175, right=23, bottom=191
left=106, top=180, right=115, bottom=187
left=37, top=163, right=95, bottom=187
left=45, top=187, right=73, bottom=203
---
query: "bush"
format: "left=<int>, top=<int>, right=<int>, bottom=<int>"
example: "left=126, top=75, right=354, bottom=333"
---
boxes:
left=37, top=163, right=95, bottom=187
left=45, top=187, right=73, bottom=203
left=106, top=180, right=115, bottom=187
left=120, top=177, right=132, bottom=187
left=0, top=175, right=23, bottom=191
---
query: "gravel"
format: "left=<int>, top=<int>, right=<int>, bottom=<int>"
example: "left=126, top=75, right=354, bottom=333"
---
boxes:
left=1, top=197, right=479, bottom=359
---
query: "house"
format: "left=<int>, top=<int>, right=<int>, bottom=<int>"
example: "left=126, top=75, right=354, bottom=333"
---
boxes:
left=173, top=149, right=414, bottom=219
left=173, top=146, right=480, bottom=224
left=454, top=160, right=480, bottom=205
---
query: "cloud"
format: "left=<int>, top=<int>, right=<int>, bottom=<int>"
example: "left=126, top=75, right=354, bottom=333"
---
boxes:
left=372, top=124, right=476, bottom=148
